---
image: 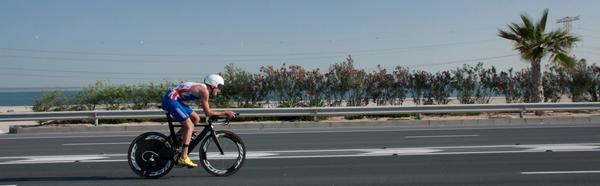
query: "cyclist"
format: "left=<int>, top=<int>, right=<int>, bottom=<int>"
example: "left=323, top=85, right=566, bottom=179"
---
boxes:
left=161, top=74, right=237, bottom=168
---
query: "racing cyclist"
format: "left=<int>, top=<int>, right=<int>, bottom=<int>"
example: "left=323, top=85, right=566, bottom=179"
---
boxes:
left=161, top=74, right=237, bottom=168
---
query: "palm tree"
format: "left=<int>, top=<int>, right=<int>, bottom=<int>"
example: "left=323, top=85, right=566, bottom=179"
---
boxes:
left=498, top=8, right=579, bottom=103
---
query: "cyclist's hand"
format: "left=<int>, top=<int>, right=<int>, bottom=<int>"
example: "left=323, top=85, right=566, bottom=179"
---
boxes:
left=224, top=111, right=237, bottom=120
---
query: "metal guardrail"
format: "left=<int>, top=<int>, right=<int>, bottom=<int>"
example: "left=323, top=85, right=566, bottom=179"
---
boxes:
left=1, top=102, right=600, bottom=125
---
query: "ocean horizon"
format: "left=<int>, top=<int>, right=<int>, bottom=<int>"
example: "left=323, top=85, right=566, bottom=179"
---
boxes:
left=0, top=90, right=81, bottom=106
left=0, top=87, right=83, bottom=93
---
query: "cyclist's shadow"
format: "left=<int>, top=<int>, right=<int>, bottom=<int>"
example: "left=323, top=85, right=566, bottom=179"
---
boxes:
left=0, top=174, right=213, bottom=183
left=0, top=176, right=139, bottom=182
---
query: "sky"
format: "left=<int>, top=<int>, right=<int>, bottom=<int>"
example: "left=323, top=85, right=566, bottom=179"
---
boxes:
left=0, top=0, right=599, bottom=89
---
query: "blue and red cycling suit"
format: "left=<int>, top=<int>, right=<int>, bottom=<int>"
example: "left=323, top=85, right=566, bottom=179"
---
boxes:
left=161, top=82, right=205, bottom=122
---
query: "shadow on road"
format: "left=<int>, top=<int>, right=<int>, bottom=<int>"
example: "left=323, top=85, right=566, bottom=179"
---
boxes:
left=0, top=173, right=216, bottom=183
left=0, top=176, right=139, bottom=182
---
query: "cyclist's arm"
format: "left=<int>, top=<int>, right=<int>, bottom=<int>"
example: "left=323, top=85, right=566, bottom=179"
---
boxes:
left=195, top=85, right=231, bottom=118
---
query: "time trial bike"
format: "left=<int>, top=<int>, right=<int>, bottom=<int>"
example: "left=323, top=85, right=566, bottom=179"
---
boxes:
left=127, top=109, right=246, bottom=179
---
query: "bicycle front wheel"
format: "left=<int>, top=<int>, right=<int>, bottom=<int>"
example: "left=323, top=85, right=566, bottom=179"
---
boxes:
left=199, top=130, right=246, bottom=176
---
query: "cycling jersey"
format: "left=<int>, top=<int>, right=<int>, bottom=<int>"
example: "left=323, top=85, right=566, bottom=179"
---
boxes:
left=161, top=82, right=206, bottom=122
left=166, top=82, right=204, bottom=101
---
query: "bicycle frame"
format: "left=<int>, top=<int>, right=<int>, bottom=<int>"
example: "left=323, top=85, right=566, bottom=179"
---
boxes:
left=165, top=113, right=225, bottom=155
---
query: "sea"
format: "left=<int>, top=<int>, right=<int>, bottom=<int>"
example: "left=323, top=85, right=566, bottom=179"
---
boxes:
left=0, top=88, right=81, bottom=106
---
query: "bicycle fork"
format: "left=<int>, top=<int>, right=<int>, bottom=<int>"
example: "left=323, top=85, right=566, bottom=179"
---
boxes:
left=210, top=127, right=225, bottom=155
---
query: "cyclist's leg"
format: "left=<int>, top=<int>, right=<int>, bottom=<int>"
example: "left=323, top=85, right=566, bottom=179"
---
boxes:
left=179, top=118, right=194, bottom=159
left=188, top=111, right=201, bottom=136
left=178, top=118, right=198, bottom=168
left=162, top=98, right=197, bottom=167
left=189, top=111, right=200, bottom=125
left=176, top=105, right=198, bottom=168
left=178, top=102, right=199, bottom=135
left=175, top=113, right=198, bottom=134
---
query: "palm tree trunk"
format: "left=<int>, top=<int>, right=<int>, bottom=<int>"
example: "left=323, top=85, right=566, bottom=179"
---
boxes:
left=531, top=61, right=543, bottom=102
left=531, top=60, right=545, bottom=115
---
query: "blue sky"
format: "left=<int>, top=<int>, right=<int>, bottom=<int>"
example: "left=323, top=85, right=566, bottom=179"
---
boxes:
left=1, top=0, right=599, bottom=89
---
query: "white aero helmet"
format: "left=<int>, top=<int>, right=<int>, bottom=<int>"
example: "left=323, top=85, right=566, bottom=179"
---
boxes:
left=204, top=74, right=225, bottom=88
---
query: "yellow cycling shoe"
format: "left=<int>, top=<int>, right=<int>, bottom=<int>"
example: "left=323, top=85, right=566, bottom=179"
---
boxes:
left=177, top=157, right=198, bottom=168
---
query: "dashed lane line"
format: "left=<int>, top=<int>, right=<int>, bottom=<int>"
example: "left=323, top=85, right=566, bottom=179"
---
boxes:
left=405, top=134, right=480, bottom=138
left=521, top=170, right=600, bottom=175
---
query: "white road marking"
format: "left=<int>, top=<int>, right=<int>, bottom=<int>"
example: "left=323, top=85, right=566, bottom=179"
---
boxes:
left=521, top=170, right=600, bottom=175
left=357, top=148, right=441, bottom=155
left=62, top=142, right=130, bottom=146
left=405, top=134, right=480, bottom=138
left=1, top=143, right=599, bottom=165
left=0, top=154, right=124, bottom=160
left=0, top=134, right=137, bottom=140
left=521, top=144, right=600, bottom=152
left=2, top=124, right=599, bottom=140
left=0, top=155, right=111, bottom=164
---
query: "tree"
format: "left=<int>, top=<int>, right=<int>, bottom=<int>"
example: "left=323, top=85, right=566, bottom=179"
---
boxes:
left=498, top=9, right=579, bottom=105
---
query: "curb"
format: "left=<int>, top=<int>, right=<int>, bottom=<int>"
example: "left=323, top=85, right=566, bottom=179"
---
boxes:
left=8, top=116, right=600, bottom=134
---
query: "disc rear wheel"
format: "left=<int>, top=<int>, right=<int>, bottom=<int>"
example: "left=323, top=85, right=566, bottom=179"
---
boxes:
left=127, top=132, right=175, bottom=179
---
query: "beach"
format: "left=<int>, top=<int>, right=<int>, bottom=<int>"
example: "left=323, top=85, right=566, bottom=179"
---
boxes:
left=0, top=106, right=33, bottom=113
left=0, top=106, right=36, bottom=133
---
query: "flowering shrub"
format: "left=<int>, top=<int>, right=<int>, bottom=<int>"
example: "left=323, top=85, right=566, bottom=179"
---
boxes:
left=589, top=63, right=600, bottom=102
left=34, top=56, right=600, bottom=115
left=33, top=81, right=174, bottom=112
left=303, top=68, right=327, bottom=107
left=346, top=68, right=367, bottom=106
left=498, top=68, right=523, bottom=103
left=366, top=65, right=395, bottom=105
left=260, top=64, right=306, bottom=107
left=324, top=55, right=365, bottom=106
left=409, top=70, right=432, bottom=105
left=32, top=91, right=64, bottom=112
left=452, top=64, right=478, bottom=104
left=430, top=71, right=453, bottom=105
left=569, top=59, right=595, bottom=102
left=391, top=66, right=410, bottom=105
left=222, top=64, right=268, bottom=107
left=478, top=65, right=501, bottom=104
left=543, top=64, right=569, bottom=102
left=515, top=69, right=536, bottom=103
left=451, top=63, right=500, bottom=104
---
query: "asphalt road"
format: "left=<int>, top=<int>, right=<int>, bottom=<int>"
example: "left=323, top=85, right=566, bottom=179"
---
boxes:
left=0, top=123, right=600, bottom=186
